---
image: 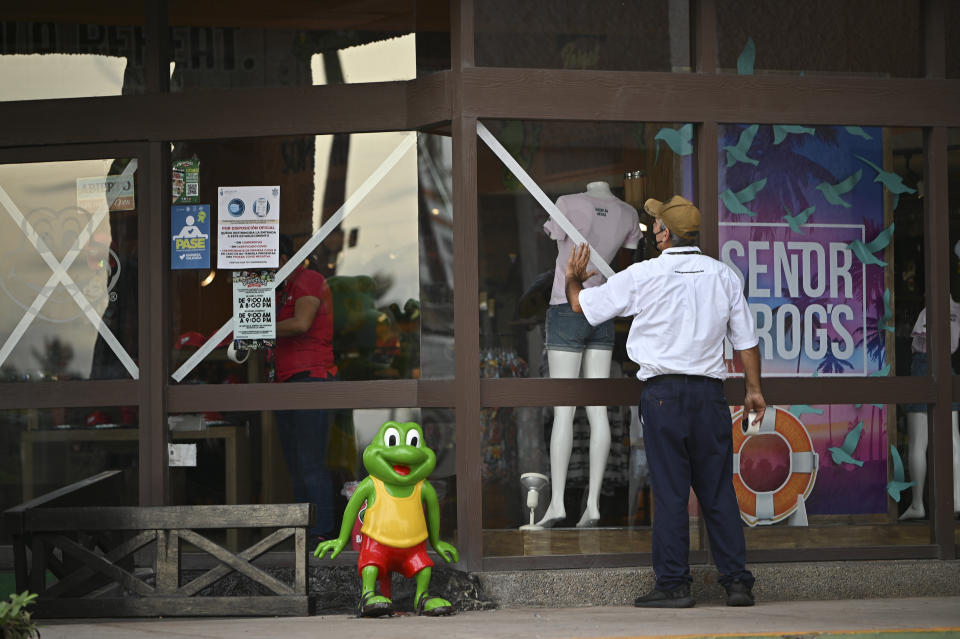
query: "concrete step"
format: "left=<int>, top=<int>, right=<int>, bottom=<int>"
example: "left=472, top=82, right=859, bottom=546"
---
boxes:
left=477, top=560, right=960, bottom=608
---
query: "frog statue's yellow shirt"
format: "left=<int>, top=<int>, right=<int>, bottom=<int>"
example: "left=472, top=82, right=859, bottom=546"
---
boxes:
left=361, top=476, right=428, bottom=548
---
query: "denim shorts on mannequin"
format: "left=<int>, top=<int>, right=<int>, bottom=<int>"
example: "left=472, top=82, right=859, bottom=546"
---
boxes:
left=545, top=302, right=614, bottom=352
left=903, top=351, right=960, bottom=413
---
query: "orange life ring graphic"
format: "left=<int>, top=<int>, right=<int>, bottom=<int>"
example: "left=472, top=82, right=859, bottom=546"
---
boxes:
left=730, top=406, right=819, bottom=526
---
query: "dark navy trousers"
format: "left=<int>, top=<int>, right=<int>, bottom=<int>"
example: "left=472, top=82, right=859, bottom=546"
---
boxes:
left=275, top=374, right=335, bottom=538
left=640, top=375, right=754, bottom=589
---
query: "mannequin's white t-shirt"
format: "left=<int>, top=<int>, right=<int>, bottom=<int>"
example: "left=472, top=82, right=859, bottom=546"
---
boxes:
left=544, top=190, right=641, bottom=305
left=910, top=298, right=960, bottom=354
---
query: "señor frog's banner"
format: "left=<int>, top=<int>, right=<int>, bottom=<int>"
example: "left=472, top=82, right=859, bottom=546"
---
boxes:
left=718, top=125, right=892, bottom=515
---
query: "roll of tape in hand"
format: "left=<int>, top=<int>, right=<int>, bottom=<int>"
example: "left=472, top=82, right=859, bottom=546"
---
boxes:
left=743, top=411, right=760, bottom=435
left=227, top=341, right=249, bottom=364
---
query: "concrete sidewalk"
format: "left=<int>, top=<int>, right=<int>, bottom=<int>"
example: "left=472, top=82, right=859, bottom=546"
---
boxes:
left=36, top=596, right=960, bottom=639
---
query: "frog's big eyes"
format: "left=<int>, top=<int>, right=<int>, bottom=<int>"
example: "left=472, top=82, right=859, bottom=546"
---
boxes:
left=406, top=429, right=421, bottom=447
left=384, top=426, right=401, bottom=447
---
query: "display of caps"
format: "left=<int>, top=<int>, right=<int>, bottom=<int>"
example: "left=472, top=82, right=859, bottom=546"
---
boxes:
left=176, top=331, right=207, bottom=349
left=85, top=410, right=112, bottom=428
left=176, top=331, right=235, bottom=350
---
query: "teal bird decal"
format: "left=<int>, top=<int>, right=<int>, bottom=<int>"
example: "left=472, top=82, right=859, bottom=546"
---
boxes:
left=720, top=178, right=767, bottom=216
left=870, top=364, right=891, bottom=377
left=737, top=37, right=755, bottom=75
left=773, top=125, right=815, bottom=145
left=815, top=169, right=862, bottom=208
left=846, top=223, right=894, bottom=267
left=877, top=288, right=894, bottom=333
left=855, top=154, right=916, bottom=210
left=654, top=123, right=694, bottom=164
left=788, top=404, right=823, bottom=418
left=828, top=421, right=864, bottom=467
left=855, top=155, right=916, bottom=196
left=724, top=124, right=760, bottom=168
left=887, top=445, right=915, bottom=502
left=844, top=126, right=873, bottom=141
left=782, top=204, right=816, bottom=233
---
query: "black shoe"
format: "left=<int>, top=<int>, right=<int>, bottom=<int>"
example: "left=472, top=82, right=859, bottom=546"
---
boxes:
left=724, top=580, right=755, bottom=607
left=634, top=584, right=695, bottom=608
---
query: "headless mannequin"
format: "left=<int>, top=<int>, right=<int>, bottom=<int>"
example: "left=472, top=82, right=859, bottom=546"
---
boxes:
left=899, top=411, right=960, bottom=519
left=538, top=180, right=626, bottom=528
left=538, top=349, right=613, bottom=527
left=900, top=300, right=960, bottom=519
left=584, top=180, right=615, bottom=199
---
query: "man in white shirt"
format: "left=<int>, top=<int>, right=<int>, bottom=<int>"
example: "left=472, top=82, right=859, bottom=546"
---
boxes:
left=564, top=195, right=766, bottom=609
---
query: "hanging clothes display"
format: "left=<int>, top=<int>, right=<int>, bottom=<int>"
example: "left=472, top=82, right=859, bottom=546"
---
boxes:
left=480, top=349, right=528, bottom=480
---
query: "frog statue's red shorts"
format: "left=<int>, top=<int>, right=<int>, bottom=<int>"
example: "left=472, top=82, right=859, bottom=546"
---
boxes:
left=357, top=535, right=433, bottom=578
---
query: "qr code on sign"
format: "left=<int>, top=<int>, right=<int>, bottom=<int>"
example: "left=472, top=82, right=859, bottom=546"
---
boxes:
left=186, top=183, right=198, bottom=196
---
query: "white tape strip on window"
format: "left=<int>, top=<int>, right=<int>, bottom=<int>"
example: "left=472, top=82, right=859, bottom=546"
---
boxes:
left=0, top=159, right=140, bottom=379
left=171, top=133, right=417, bottom=382
left=475, top=122, right=614, bottom=280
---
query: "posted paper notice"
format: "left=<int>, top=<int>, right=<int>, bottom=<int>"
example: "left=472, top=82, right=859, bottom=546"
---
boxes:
left=217, top=185, right=280, bottom=269
left=232, top=270, right=276, bottom=341
left=171, top=204, right=211, bottom=269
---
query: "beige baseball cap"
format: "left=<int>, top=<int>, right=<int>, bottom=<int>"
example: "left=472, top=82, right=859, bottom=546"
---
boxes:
left=644, top=195, right=701, bottom=240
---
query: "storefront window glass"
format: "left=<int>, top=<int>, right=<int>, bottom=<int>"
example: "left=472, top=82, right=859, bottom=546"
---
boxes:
left=475, top=0, right=690, bottom=72
left=170, top=131, right=453, bottom=384
left=740, top=404, right=934, bottom=548
left=476, top=120, right=667, bottom=557
left=169, top=407, right=456, bottom=546
left=483, top=401, right=930, bottom=557
left=717, top=0, right=922, bottom=77
left=716, top=126, right=935, bottom=548
left=0, top=4, right=146, bottom=101
left=949, top=129, right=960, bottom=378
left=948, top=3, right=960, bottom=79
left=717, top=125, right=923, bottom=380
left=481, top=403, right=653, bottom=557
left=168, top=0, right=448, bottom=92
left=478, top=119, right=693, bottom=380
left=1, top=406, right=139, bottom=543
left=948, top=127, right=960, bottom=550
left=0, top=158, right=140, bottom=382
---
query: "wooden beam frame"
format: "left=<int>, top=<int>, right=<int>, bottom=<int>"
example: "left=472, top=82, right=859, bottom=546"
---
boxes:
left=3, top=72, right=959, bottom=149
left=451, top=0, right=483, bottom=573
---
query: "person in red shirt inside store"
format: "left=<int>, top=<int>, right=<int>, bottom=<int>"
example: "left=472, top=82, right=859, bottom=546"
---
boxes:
left=273, top=234, right=338, bottom=542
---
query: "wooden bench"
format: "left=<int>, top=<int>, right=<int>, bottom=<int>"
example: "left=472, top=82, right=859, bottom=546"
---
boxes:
left=3, top=471, right=314, bottom=617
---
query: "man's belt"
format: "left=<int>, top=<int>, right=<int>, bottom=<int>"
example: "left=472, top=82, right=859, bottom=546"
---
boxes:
left=646, top=374, right=722, bottom=385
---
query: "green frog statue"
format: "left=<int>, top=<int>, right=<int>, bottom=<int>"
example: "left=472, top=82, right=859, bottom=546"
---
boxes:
left=314, top=420, right=459, bottom=617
